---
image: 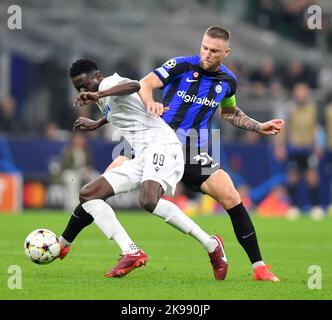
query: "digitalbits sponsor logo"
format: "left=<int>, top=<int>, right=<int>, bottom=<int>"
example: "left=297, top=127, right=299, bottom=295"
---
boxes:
left=177, top=90, right=218, bottom=108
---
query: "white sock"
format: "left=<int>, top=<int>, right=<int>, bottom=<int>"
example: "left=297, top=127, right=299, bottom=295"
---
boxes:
left=190, top=227, right=218, bottom=253
left=58, top=236, right=71, bottom=248
left=153, top=199, right=217, bottom=253
left=253, top=261, right=265, bottom=269
left=82, top=199, right=138, bottom=254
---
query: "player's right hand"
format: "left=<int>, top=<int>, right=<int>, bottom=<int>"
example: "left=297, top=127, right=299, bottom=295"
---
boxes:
left=73, top=117, right=98, bottom=131
left=146, top=101, right=169, bottom=117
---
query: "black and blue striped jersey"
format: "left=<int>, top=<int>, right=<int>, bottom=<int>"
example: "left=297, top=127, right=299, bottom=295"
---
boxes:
left=154, top=54, right=237, bottom=148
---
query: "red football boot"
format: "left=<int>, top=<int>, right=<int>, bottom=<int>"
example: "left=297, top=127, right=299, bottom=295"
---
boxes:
left=105, top=249, right=148, bottom=278
left=208, top=235, right=228, bottom=280
left=254, top=265, right=280, bottom=282
left=58, top=243, right=71, bottom=260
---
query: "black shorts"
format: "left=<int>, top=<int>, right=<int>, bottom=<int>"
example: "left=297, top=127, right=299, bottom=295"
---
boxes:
left=181, top=146, right=220, bottom=192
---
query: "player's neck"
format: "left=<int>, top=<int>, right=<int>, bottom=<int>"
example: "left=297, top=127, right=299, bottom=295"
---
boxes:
left=199, top=65, right=220, bottom=75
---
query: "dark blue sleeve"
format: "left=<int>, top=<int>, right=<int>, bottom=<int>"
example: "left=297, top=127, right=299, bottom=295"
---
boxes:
left=224, top=74, right=237, bottom=98
left=220, top=65, right=238, bottom=98
left=153, top=57, right=188, bottom=87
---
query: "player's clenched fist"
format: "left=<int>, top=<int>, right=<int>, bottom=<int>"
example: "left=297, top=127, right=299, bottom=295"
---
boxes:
left=74, top=92, right=100, bottom=107
left=259, top=119, right=285, bottom=135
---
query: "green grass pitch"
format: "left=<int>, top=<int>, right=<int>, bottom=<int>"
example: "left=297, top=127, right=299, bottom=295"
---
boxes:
left=1, top=211, right=331, bottom=300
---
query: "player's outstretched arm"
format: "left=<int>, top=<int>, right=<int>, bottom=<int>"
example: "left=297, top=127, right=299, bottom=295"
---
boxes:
left=98, top=80, right=140, bottom=98
left=221, top=106, right=284, bottom=135
left=73, top=116, right=108, bottom=131
left=74, top=80, right=141, bottom=107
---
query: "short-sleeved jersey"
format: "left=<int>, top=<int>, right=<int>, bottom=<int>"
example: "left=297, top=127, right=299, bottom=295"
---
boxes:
left=96, top=73, right=180, bottom=155
left=154, top=55, right=237, bottom=148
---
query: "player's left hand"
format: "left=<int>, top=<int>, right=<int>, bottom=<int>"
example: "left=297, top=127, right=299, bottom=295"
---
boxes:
left=73, top=117, right=99, bottom=131
left=259, top=119, right=284, bottom=135
left=74, top=92, right=100, bottom=107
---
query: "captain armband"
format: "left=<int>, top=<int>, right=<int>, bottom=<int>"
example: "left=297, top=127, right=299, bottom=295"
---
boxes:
left=219, top=95, right=236, bottom=110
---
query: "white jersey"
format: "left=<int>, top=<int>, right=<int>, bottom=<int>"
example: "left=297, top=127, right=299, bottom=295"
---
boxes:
left=96, top=73, right=180, bottom=154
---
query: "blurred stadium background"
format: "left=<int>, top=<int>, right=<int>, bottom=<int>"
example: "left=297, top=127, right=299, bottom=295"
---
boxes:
left=1, top=0, right=332, bottom=219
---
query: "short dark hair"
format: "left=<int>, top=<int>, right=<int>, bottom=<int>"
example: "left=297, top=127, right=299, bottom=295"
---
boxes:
left=69, top=59, right=99, bottom=78
left=205, top=26, right=230, bottom=41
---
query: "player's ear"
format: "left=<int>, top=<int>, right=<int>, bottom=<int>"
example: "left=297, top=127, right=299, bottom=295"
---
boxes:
left=96, top=71, right=103, bottom=81
left=224, top=47, right=231, bottom=58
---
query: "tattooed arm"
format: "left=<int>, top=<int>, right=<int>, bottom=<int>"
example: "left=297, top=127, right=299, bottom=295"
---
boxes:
left=221, top=106, right=261, bottom=132
left=221, top=106, right=284, bottom=136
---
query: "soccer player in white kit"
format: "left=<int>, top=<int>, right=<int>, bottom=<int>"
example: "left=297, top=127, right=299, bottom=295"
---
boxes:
left=59, top=59, right=227, bottom=280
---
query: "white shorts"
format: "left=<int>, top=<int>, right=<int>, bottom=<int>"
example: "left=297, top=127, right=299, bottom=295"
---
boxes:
left=102, top=143, right=184, bottom=196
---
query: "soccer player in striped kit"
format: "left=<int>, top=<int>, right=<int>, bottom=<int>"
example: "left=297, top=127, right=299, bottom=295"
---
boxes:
left=138, top=26, right=284, bottom=281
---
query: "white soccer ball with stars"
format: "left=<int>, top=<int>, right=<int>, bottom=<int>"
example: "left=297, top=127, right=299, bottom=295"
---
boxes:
left=24, top=228, right=60, bottom=264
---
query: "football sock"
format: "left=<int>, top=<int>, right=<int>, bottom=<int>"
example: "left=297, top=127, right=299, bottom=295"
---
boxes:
left=82, top=199, right=138, bottom=254
left=190, top=228, right=218, bottom=253
left=252, top=261, right=265, bottom=269
left=61, top=203, right=94, bottom=244
left=58, top=236, right=71, bottom=248
left=227, top=202, right=263, bottom=264
left=153, top=198, right=217, bottom=252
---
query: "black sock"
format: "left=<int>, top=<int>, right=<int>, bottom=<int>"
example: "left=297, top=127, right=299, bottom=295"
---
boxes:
left=227, top=203, right=263, bottom=264
left=61, top=204, right=94, bottom=243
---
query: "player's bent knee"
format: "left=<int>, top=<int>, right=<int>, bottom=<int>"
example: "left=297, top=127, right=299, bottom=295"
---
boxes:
left=219, top=190, right=241, bottom=209
left=79, top=184, right=95, bottom=203
left=79, top=177, right=114, bottom=203
left=139, top=196, right=159, bottom=213
left=140, top=199, right=158, bottom=213
left=140, top=181, right=163, bottom=213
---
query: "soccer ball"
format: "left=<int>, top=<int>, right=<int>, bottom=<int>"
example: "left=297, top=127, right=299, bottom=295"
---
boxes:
left=24, top=228, right=60, bottom=264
